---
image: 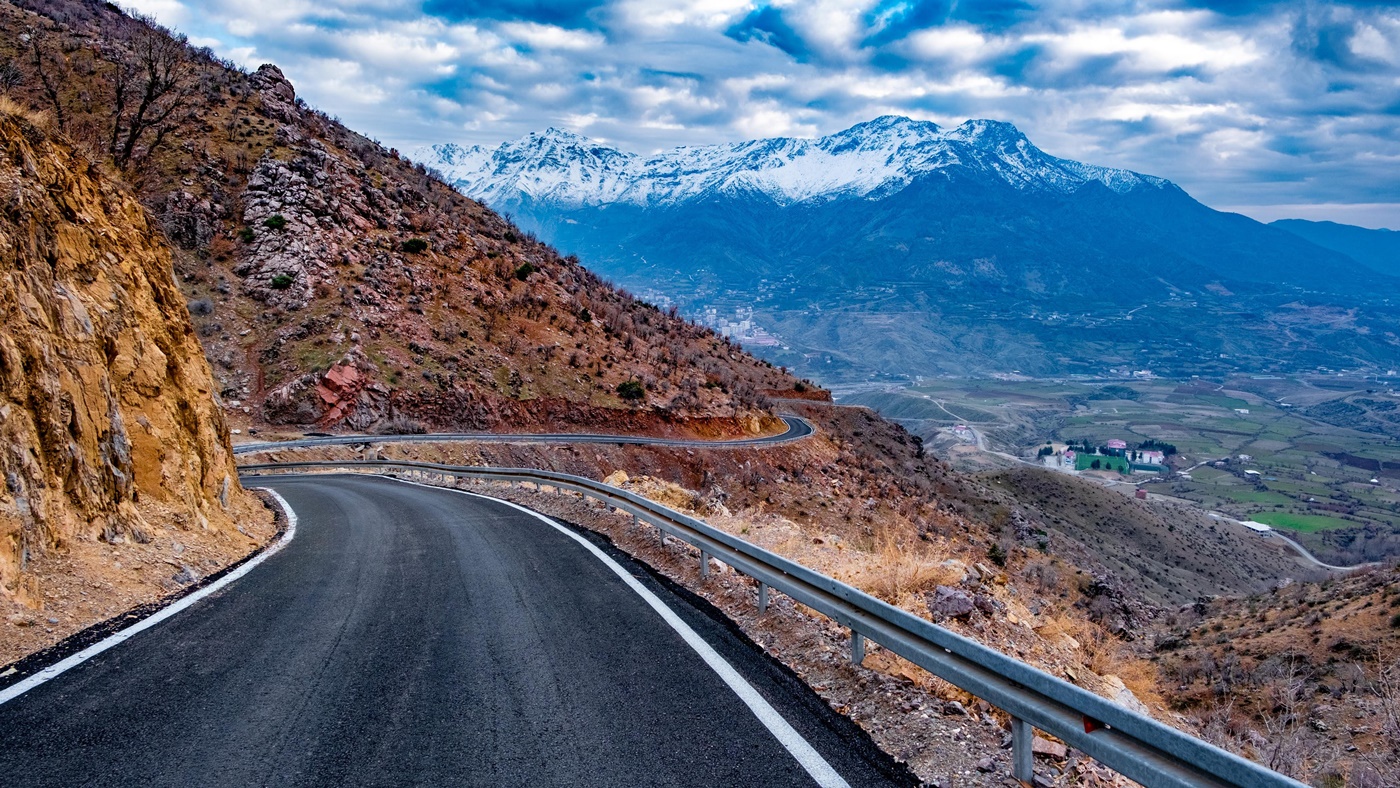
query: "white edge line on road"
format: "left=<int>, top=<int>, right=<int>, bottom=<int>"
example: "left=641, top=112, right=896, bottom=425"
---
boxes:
left=393, top=476, right=851, bottom=788
left=0, top=489, right=299, bottom=707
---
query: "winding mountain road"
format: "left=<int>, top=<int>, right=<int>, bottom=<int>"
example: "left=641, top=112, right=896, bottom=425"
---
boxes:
left=1269, top=530, right=1380, bottom=572
left=0, top=474, right=909, bottom=787
left=232, top=415, right=815, bottom=455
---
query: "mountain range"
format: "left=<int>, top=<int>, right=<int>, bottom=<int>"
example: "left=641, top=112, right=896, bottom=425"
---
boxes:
left=420, top=119, right=1400, bottom=380
left=425, top=116, right=1169, bottom=208
left=1271, top=219, right=1400, bottom=277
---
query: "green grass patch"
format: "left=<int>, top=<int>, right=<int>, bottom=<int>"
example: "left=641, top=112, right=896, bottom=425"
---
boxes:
left=1075, top=454, right=1130, bottom=473
left=1249, top=511, right=1355, bottom=533
left=1200, top=395, right=1252, bottom=409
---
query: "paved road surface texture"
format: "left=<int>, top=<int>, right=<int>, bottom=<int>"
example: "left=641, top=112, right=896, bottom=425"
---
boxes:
left=231, top=415, right=814, bottom=454
left=0, top=474, right=911, bottom=787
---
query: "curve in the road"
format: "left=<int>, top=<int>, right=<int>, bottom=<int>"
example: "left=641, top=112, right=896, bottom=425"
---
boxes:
left=0, top=473, right=912, bottom=787
left=232, top=414, right=814, bottom=455
left=1269, top=530, right=1380, bottom=572
left=0, top=491, right=298, bottom=706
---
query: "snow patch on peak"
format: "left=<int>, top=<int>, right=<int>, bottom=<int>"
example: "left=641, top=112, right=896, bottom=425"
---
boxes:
left=415, top=116, right=1172, bottom=209
left=421, top=142, right=484, bottom=168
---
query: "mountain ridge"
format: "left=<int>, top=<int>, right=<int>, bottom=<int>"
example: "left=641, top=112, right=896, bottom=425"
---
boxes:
left=419, top=115, right=1172, bottom=210
left=1272, top=218, right=1400, bottom=277
left=419, top=116, right=1400, bottom=380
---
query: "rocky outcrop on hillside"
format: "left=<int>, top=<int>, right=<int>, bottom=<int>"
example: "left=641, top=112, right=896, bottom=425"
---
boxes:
left=0, top=0, right=812, bottom=436
left=0, top=103, right=274, bottom=661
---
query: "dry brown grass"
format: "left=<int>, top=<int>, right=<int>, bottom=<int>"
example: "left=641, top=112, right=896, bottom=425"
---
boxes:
left=0, top=96, right=50, bottom=129
left=844, top=531, right=963, bottom=606
left=1060, top=614, right=1164, bottom=708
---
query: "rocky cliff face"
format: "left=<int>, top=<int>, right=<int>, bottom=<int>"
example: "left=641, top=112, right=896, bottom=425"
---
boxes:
left=0, top=102, right=273, bottom=660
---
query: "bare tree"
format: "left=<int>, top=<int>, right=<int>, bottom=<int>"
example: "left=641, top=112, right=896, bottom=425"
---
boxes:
left=105, top=21, right=195, bottom=170
left=25, top=29, right=70, bottom=131
left=0, top=57, right=21, bottom=92
left=1257, top=658, right=1318, bottom=778
left=1350, top=651, right=1400, bottom=787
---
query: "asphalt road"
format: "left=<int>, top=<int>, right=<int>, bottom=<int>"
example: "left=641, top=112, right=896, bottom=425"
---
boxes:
left=0, top=474, right=910, bottom=787
left=232, top=415, right=814, bottom=455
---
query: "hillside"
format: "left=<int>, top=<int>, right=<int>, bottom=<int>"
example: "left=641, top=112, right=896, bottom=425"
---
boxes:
left=1152, top=563, right=1400, bottom=785
left=979, top=468, right=1326, bottom=608
left=0, top=102, right=275, bottom=663
left=421, top=119, right=1400, bottom=381
left=1273, top=219, right=1400, bottom=278
left=0, top=0, right=809, bottom=436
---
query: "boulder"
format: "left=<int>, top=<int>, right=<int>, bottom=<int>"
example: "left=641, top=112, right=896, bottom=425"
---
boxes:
left=927, top=585, right=976, bottom=620
left=1032, top=736, right=1068, bottom=759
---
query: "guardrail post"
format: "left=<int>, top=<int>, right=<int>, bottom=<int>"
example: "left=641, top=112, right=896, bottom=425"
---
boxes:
left=631, top=514, right=638, bottom=530
left=700, top=551, right=710, bottom=579
left=850, top=630, right=865, bottom=665
left=757, top=583, right=769, bottom=614
left=1011, top=717, right=1033, bottom=785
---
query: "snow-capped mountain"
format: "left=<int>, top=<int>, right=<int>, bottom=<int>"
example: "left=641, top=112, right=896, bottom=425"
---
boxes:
left=416, top=116, right=1169, bottom=209
left=415, top=115, right=1389, bottom=380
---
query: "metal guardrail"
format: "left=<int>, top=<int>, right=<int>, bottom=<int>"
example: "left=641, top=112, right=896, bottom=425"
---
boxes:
left=239, top=459, right=1305, bottom=788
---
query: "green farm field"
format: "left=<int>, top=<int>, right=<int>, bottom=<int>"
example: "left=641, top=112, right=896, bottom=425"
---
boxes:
left=844, top=373, right=1400, bottom=564
left=1248, top=512, right=1355, bottom=533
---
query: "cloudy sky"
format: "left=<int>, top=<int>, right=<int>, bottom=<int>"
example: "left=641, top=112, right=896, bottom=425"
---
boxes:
left=129, top=0, right=1399, bottom=228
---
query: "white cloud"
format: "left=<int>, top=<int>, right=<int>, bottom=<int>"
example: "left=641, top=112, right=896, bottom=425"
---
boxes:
left=733, top=104, right=816, bottom=138
left=1027, top=24, right=1259, bottom=73
left=905, top=26, right=998, bottom=63
left=498, top=22, right=605, bottom=50
left=611, top=0, right=752, bottom=32
left=119, top=0, right=1400, bottom=224
left=1350, top=22, right=1397, bottom=64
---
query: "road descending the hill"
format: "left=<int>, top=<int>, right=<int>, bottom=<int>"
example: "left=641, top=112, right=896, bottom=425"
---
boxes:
left=0, top=474, right=911, bottom=787
left=231, top=415, right=815, bottom=454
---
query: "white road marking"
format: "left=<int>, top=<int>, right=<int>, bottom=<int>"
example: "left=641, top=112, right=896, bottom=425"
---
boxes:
left=395, top=477, right=851, bottom=788
left=0, top=489, right=298, bottom=707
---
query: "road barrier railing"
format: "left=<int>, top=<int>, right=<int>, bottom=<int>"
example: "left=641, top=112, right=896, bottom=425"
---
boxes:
left=239, top=459, right=1305, bottom=788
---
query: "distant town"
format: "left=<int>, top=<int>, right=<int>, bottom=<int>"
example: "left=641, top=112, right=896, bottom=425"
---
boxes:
left=698, top=305, right=782, bottom=347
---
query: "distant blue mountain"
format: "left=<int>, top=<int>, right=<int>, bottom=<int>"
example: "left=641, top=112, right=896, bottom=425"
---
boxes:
left=419, top=118, right=1400, bottom=378
left=1271, top=219, right=1400, bottom=278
